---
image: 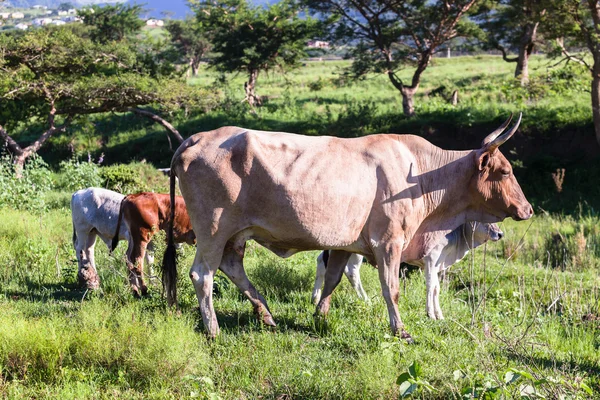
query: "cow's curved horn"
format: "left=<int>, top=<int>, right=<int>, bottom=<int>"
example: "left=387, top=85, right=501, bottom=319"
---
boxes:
left=486, top=112, right=522, bottom=151
left=482, top=113, right=513, bottom=146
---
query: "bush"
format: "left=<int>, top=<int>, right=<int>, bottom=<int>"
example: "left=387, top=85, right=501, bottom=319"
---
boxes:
left=100, top=164, right=145, bottom=193
left=57, top=154, right=103, bottom=191
left=0, top=154, right=53, bottom=212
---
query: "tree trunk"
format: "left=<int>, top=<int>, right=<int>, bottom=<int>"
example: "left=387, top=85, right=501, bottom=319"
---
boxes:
left=401, top=87, right=416, bottom=117
left=244, top=69, right=260, bottom=106
left=592, top=65, right=600, bottom=146
left=190, top=57, right=200, bottom=77
left=515, top=22, right=539, bottom=85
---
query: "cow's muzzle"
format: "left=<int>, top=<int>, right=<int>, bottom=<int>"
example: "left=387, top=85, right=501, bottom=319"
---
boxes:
left=513, top=203, right=534, bottom=221
left=489, top=225, right=504, bottom=241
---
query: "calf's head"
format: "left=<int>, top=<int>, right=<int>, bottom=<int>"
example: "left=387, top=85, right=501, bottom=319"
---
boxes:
left=470, top=222, right=503, bottom=245
left=469, top=113, right=533, bottom=222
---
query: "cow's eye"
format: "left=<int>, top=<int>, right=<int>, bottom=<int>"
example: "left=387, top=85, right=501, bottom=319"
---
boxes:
left=501, top=169, right=510, bottom=177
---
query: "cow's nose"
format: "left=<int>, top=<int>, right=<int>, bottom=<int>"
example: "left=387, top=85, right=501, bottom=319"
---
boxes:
left=516, top=204, right=534, bottom=221
left=498, top=231, right=504, bottom=240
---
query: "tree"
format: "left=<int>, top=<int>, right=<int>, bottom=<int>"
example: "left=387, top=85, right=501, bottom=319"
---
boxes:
left=78, top=4, right=145, bottom=43
left=58, top=2, right=74, bottom=11
left=192, top=0, right=318, bottom=106
left=479, top=0, right=548, bottom=85
left=544, top=0, right=600, bottom=146
left=166, top=18, right=211, bottom=77
left=0, top=27, right=218, bottom=171
left=305, top=0, right=480, bottom=116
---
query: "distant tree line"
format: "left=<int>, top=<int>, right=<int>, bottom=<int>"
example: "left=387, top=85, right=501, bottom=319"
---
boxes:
left=3, top=0, right=600, bottom=170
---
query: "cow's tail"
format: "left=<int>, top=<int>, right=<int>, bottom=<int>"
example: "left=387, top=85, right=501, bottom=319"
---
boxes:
left=72, top=224, right=77, bottom=249
left=162, top=169, right=178, bottom=307
left=110, top=199, right=125, bottom=253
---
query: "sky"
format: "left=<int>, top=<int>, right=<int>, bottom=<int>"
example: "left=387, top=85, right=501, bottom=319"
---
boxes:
left=127, top=0, right=278, bottom=19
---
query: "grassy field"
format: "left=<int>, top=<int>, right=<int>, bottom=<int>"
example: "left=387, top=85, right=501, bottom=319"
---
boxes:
left=2, top=55, right=600, bottom=398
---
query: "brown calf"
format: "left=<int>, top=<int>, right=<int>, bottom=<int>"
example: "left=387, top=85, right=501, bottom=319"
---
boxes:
left=112, top=192, right=195, bottom=296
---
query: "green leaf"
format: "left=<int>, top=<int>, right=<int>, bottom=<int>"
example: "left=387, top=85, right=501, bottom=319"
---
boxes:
left=453, top=370, right=465, bottom=381
left=396, top=372, right=411, bottom=385
left=580, top=381, right=593, bottom=395
left=408, top=361, right=422, bottom=378
left=399, top=381, right=418, bottom=398
left=504, top=370, right=521, bottom=385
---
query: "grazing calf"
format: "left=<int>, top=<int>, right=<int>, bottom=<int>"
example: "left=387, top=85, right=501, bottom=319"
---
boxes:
left=111, top=192, right=195, bottom=297
left=312, top=222, right=503, bottom=320
left=71, top=188, right=155, bottom=289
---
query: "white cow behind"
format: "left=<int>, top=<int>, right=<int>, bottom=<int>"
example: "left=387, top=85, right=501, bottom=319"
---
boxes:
left=71, top=187, right=154, bottom=289
left=312, top=222, right=503, bottom=320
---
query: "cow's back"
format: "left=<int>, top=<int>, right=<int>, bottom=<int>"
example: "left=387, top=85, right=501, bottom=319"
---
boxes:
left=71, top=187, right=128, bottom=241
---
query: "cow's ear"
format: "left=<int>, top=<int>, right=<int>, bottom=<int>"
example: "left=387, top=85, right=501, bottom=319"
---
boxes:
left=477, top=150, right=491, bottom=171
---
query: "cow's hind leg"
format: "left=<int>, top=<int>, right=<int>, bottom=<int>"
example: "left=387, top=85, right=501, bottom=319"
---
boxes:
left=374, top=242, right=412, bottom=342
left=219, top=241, right=276, bottom=327
left=77, top=230, right=100, bottom=290
left=316, top=250, right=352, bottom=317
left=189, top=248, right=221, bottom=338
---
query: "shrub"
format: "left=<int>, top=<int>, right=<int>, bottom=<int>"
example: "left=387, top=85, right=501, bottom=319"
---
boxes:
left=57, top=154, right=103, bottom=191
left=0, top=154, right=53, bottom=212
left=100, top=164, right=145, bottom=193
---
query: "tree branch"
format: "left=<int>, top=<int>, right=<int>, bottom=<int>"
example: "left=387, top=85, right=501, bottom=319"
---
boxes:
left=128, top=107, right=184, bottom=145
left=0, top=124, right=23, bottom=156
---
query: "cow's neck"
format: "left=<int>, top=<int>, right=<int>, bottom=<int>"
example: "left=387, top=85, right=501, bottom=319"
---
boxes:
left=415, top=148, right=476, bottom=229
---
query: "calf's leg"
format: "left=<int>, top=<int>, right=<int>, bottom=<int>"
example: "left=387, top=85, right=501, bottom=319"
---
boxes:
left=76, top=230, right=100, bottom=289
left=344, top=254, right=369, bottom=303
left=312, top=252, right=327, bottom=305
left=219, top=241, right=275, bottom=327
left=424, top=257, right=438, bottom=319
left=125, top=234, right=149, bottom=297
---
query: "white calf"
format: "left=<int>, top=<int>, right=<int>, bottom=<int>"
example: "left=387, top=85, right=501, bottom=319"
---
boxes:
left=71, top=187, right=154, bottom=289
left=312, top=222, right=503, bottom=319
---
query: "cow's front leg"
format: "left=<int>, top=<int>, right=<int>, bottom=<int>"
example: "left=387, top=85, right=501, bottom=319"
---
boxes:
left=433, top=268, right=444, bottom=320
left=375, top=241, right=412, bottom=342
left=316, top=250, right=352, bottom=318
left=424, top=257, right=437, bottom=319
left=219, top=241, right=275, bottom=327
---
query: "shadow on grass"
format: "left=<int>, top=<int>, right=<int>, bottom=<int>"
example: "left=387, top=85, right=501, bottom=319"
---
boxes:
left=190, top=308, right=316, bottom=336
left=5, top=277, right=87, bottom=303
left=505, top=351, right=600, bottom=377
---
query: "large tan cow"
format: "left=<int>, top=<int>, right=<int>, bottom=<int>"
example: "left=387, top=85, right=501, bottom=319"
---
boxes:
left=111, top=192, right=195, bottom=297
left=163, top=114, right=533, bottom=340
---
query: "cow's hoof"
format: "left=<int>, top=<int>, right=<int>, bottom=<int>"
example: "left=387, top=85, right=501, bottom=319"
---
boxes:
left=401, top=330, right=415, bottom=345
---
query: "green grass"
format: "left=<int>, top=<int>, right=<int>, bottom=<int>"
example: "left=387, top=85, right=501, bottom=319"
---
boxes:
left=1, top=204, right=599, bottom=398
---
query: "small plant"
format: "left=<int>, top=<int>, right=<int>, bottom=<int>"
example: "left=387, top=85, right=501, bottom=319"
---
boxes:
left=396, top=361, right=435, bottom=398
left=552, top=168, right=565, bottom=193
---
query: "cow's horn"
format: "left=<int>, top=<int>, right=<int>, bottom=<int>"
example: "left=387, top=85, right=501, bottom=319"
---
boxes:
left=482, top=113, right=513, bottom=146
left=487, top=112, right=522, bottom=151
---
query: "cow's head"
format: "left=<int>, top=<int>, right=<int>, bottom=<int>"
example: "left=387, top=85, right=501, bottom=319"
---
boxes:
left=470, top=113, right=533, bottom=222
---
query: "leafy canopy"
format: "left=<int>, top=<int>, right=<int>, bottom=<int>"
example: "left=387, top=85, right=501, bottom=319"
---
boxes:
left=192, top=0, right=319, bottom=74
